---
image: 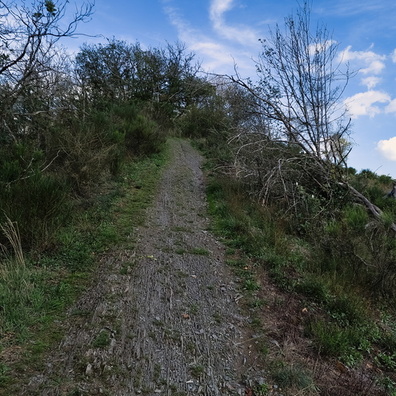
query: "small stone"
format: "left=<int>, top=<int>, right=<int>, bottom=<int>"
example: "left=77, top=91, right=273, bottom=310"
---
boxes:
left=85, top=363, right=93, bottom=376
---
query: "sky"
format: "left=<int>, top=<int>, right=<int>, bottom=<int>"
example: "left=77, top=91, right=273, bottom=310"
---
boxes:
left=61, top=0, right=396, bottom=178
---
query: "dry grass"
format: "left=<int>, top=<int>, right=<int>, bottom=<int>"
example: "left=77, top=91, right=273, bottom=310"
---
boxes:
left=0, top=215, right=25, bottom=268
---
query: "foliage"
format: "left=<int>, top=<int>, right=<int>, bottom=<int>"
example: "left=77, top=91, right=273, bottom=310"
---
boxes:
left=75, top=39, right=205, bottom=119
left=110, top=103, right=165, bottom=156
left=204, top=167, right=396, bottom=394
left=0, top=146, right=167, bottom=392
left=0, top=170, right=69, bottom=251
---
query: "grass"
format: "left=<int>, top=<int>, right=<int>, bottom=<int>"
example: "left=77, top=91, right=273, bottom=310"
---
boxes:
left=204, top=171, right=396, bottom=395
left=0, top=145, right=168, bottom=393
left=189, top=364, right=204, bottom=378
left=271, top=362, right=315, bottom=390
left=190, top=247, right=209, bottom=256
left=175, top=247, right=210, bottom=256
left=92, top=330, right=111, bottom=348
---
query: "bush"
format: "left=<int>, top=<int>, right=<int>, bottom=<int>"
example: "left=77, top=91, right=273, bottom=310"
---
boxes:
left=123, top=113, right=164, bottom=155
left=308, top=319, right=361, bottom=360
left=343, top=204, right=369, bottom=231
left=0, top=172, right=69, bottom=251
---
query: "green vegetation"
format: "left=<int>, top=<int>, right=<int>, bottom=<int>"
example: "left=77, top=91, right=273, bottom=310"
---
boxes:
left=0, top=7, right=211, bottom=387
left=189, top=364, right=205, bottom=378
left=203, top=169, right=396, bottom=394
left=2, top=2, right=396, bottom=395
left=92, top=330, right=111, bottom=348
left=0, top=146, right=167, bottom=391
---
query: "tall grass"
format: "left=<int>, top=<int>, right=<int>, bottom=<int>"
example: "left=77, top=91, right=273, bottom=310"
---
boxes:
left=205, top=168, right=396, bottom=395
left=0, top=173, right=69, bottom=252
left=0, top=216, right=24, bottom=268
left=0, top=142, right=168, bottom=392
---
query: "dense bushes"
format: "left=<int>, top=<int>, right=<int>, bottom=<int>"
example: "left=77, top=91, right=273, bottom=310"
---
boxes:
left=0, top=102, right=167, bottom=253
left=0, top=172, right=69, bottom=251
left=0, top=36, right=209, bottom=255
left=110, top=103, right=165, bottom=156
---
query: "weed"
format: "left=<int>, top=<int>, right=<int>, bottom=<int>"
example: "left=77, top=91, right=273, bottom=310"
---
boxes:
left=257, top=340, right=269, bottom=357
left=248, top=298, right=265, bottom=309
left=225, top=258, right=245, bottom=267
left=67, top=389, right=87, bottom=396
left=120, top=260, right=136, bottom=275
left=294, top=278, right=329, bottom=303
left=326, top=294, right=367, bottom=327
left=153, top=363, right=161, bottom=382
left=271, top=362, right=314, bottom=390
left=153, top=318, right=164, bottom=327
left=254, top=383, right=270, bottom=395
left=212, top=313, right=222, bottom=324
left=243, top=279, right=260, bottom=291
left=189, top=304, right=199, bottom=315
left=92, top=330, right=111, bottom=348
left=189, top=365, right=204, bottom=378
left=250, top=316, right=262, bottom=327
left=375, top=352, right=396, bottom=370
left=185, top=342, right=196, bottom=353
left=190, top=247, right=210, bottom=256
left=0, top=362, right=10, bottom=386
left=308, top=319, right=365, bottom=364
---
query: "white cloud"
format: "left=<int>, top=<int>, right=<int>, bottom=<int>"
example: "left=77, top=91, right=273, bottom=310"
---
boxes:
left=209, top=0, right=258, bottom=45
left=163, top=4, right=254, bottom=75
left=190, top=41, right=234, bottom=71
left=344, top=90, right=391, bottom=118
left=361, top=60, right=385, bottom=75
left=391, top=49, right=396, bottom=63
left=361, top=76, right=381, bottom=89
left=338, top=45, right=386, bottom=75
left=308, top=40, right=337, bottom=56
left=385, top=99, right=396, bottom=114
left=377, top=137, right=396, bottom=161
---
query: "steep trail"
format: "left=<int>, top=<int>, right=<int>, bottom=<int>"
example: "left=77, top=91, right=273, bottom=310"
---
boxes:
left=23, top=139, right=250, bottom=395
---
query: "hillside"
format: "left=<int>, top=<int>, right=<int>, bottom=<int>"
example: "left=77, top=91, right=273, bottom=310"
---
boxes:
left=3, top=139, right=254, bottom=395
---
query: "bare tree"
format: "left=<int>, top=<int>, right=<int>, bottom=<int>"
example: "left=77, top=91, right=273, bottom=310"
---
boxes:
left=0, top=0, right=94, bottom=77
left=231, top=2, right=352, bottom=170
left=227, top=2, right=396, bottom=232
left=0, top=0, right=94, bottom=119
left=0, top=0, right=94, bottom=183
left=221, top=2, right=354, bottom=210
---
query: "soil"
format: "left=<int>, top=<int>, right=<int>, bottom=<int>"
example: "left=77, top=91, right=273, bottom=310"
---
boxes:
left=20, top=140, right=259, bottom=395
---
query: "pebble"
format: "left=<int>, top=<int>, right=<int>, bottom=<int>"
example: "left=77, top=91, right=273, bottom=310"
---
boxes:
left=85, top=363, right=93, bottom=376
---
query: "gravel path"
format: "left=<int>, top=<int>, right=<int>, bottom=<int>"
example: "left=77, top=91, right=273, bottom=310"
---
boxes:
left=23, top=139, right=249, bottom=395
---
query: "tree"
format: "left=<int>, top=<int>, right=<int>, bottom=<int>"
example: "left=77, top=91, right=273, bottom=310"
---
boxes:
left=227, top=2, right=396, bottom=233
left=232, top=2, right=351, bottom=171
left=0, top=0, right=93, bottom=79
left=0, top=0, right=94, bottom=141
left=224, top=2, right=356, bottom=211
left=0, top=0, right=94, bottom=183
left=75, top=39, right=207, bottom=119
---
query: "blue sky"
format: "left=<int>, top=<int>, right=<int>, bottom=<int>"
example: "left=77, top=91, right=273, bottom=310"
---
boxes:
left=63, top=0, right=396, bottom=177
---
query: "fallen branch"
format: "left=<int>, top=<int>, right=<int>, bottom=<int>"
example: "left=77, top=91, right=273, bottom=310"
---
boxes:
left=342, top=182, right=396, bottom=233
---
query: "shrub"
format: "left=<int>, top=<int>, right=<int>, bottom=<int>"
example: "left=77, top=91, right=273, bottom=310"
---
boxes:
left=308, top=319, right=358, bottom=359
left=111, top=103, right=165, bottom=157
left=343, top=204, right=369, bottom=231
left=0, top=172, right=69, bottom=251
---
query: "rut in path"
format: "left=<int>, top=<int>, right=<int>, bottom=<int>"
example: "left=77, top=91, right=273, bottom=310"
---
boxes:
left=24, top=139, right=250, bottom=395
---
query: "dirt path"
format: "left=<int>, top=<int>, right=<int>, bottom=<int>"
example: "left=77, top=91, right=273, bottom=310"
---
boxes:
left=23, top=139, right=251, bottom=395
